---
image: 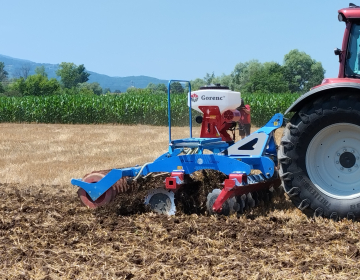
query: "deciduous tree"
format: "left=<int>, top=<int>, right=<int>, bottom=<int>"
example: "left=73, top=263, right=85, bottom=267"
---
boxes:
left=189, top=78, right=206, bottom=91
left=155, top=83, right=167, bottom=93
left=10, top=74, right=60, bottom=96
left=78, top=82, right=103, bottom=95
left=283, top=49, right=325, bottom=92
left=212, top=74, right=232, bottom=88
left=35, top=66, right=48, bottom=77
left=56, top=62, right=90, bottom=89
left=245, top=62, right=289, bottom=94
left=204, top=72, right=215, bottom=85
left=170, top=82, right=184, bottom=94
left=231, top=60, right=262, bottom=92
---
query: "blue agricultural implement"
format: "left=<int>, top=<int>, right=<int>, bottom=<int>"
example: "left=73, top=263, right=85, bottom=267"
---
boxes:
left=72, top=4, right=360, bottom=220
left=72, top=81, right=283, bottom=215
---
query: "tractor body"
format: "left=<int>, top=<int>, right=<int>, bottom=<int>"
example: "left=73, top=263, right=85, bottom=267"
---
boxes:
left=279, top=3, right=360, bottom=220
left=287, top=4, right=360, bottom=114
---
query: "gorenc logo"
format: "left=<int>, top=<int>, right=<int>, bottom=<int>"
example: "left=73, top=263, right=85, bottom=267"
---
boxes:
left=191, top=93, right=198, bottom=102
left=201, top=95, right=225, bottom=100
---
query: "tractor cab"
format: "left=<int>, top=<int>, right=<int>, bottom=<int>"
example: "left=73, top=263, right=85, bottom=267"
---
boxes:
left=339, top=4, right=360, bottom=79
left=321, top=3, right=360, bottom=85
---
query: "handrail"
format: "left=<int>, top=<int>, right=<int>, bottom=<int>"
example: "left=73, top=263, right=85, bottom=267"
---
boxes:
left=167, top=80, right=192, bottom=143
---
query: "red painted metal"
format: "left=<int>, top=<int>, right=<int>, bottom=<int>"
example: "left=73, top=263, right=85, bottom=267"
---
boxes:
left=77, top=173, right=114, bottom=209
left=228, top=173, right=247, bottom=186
left=198, top=106, right=235, bottom=142
left=338, top=22, right=351, bottom=78
left=165, top=170, right=184, bottom=191
left=315, top=78, right=360, bottom=89
left=212, top=173, right=247, bottom=212
left=339, top=7, right=360, bottom=19
left=323, top=78, right=360, bottom=84
left=199, top=106, right=222, bottom=139
left=212, top=174, right=281, bottom=213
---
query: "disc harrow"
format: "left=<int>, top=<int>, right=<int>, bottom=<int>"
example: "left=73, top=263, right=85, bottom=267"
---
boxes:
left=205, top=172, right=281, bottom=215
left=71, top=81, right=284, bottom=217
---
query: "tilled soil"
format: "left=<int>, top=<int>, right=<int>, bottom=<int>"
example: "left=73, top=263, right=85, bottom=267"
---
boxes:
left=1, top=172, right=360, bottom=279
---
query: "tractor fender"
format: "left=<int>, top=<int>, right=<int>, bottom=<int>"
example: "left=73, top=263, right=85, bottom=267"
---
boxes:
left=285, top=82, right=360, bottom=114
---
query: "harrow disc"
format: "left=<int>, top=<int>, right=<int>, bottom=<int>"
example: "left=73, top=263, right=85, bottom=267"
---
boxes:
left=206, top=189, right=238, bottom=216
left=77, top=173, right=114, bottom=209
left=144, top=188, right=176, bottom=215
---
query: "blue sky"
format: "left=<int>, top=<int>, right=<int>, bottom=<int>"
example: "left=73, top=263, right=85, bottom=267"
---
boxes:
left=0, top=0, right=353, bottom=81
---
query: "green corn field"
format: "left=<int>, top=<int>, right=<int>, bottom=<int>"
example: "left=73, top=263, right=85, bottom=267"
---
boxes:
left=0, top=93, right=300, bottom=127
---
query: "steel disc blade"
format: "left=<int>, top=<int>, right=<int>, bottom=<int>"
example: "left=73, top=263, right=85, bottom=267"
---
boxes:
left=206, top=189, right=237, bottom=216
left=144, top=188, right=176, bottom=215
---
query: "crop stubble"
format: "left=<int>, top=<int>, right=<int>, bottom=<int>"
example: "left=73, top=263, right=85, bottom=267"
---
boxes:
left=0, top=123, right=359, bottom=279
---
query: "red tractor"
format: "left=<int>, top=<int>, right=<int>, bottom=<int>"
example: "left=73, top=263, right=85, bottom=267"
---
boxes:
left=279, top=3, right=360, bottom=220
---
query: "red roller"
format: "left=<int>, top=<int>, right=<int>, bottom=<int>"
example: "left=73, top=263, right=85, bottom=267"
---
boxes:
left=77, top=171, right=132, bottom=209
left=77, top=173, right=114, bottom=209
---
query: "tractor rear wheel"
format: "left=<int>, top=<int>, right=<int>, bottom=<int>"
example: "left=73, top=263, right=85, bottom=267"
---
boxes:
left=279, top=92, right=360, bottom=220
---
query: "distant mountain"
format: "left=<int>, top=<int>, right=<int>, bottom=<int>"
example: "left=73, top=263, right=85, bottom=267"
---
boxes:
left=0, top=54, right=168, bottom=92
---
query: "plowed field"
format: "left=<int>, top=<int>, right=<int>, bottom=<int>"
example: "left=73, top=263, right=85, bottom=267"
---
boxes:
left=0, top=123, right=359, bottom=279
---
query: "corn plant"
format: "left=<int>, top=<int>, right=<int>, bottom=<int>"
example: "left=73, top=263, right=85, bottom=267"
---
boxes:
left=0, top=92, right=300, bottom=127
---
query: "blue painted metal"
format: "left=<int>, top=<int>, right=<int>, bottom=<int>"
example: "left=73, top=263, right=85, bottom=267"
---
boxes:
left=71, top=168, right=139, bottom=201
left=255, top=113, right=283, bottom=134
left=72, top=153, right=253, bottom=201
left=238, top=156, right=275, bottom=178
left=153, top=149, right=182, bottom=162
left=170, top=137, right=229, bottom=154
left=146, top=154, right=252, bottom=176
left=71, top=113, right=283, bottom=201
left=71, top=77, right=285, bottom=204
left=226, top=113, right=282, bottom=156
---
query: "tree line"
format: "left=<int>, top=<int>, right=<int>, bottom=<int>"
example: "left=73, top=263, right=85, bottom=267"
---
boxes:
left=0, top=62, right=118, bottom=97
left=144, top=49, right=325, bottom=95
left=190, top=49, right=325, bottom=94
left=0, top=49, right=325, bottom=97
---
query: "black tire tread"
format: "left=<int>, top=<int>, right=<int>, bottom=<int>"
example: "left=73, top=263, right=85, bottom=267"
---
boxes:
left=279, top=91, right=360, bottom=220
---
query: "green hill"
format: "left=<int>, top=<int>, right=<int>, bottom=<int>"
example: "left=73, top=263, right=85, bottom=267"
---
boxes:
left=0, top=54, right=168, bottom=92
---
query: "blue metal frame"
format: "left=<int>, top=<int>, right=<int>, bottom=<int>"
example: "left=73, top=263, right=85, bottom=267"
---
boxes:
left=71, top=77, right=284, bottom=203
left=71, top=154, right=252, bottom=201
left=71, top=113, right=283, bottom=201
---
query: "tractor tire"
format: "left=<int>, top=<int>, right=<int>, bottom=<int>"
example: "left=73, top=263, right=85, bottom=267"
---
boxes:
left=279, top=92, right=360, bottom=220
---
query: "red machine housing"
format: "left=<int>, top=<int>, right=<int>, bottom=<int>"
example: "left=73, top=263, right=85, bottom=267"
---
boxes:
left=198, top=106, right=240, bottom=142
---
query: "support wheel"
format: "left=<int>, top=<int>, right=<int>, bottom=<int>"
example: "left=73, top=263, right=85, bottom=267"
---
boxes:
left=77, top=173, right=114, bottom=209
left=144, top=188, right=176, bottom=215
left=279, top=93, right=360, bottom=220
